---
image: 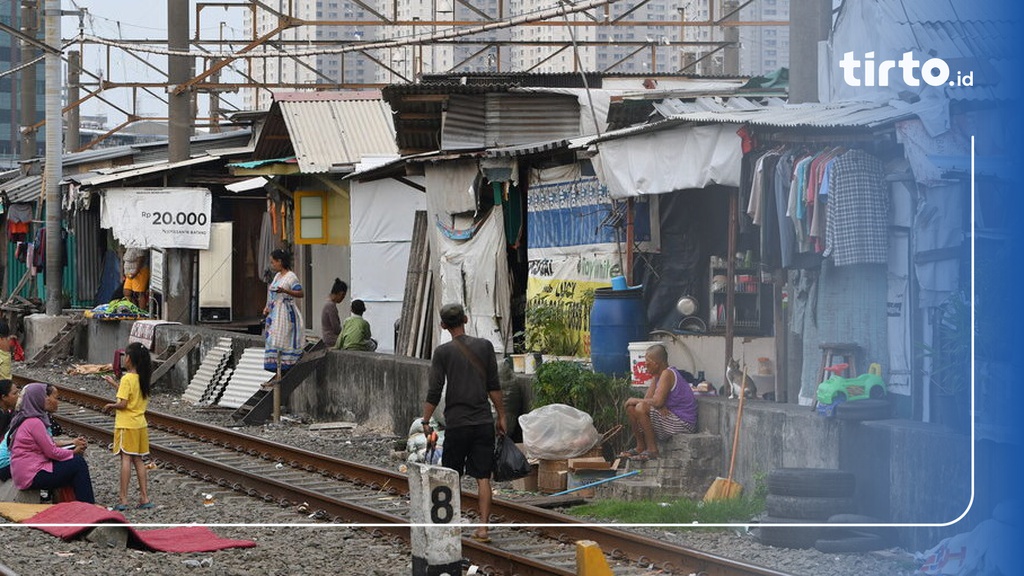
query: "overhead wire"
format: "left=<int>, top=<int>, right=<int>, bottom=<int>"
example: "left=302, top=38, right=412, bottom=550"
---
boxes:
left=74, top=0, right=619, bottom=60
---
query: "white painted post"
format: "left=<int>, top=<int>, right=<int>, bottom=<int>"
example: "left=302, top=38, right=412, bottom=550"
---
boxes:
left=409, top=462, right=462, bottom=576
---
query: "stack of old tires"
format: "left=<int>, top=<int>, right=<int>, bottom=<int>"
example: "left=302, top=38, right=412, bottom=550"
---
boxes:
left=756, top=468, right=891, bottom=552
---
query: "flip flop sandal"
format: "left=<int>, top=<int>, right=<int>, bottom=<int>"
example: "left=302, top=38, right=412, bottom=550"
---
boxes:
left=633, top=451, right=659, bottom=462
left=137, top=502, right=155, bottom=510
left=618, top=448, right=642, bottom=459
left=112, top=504, right=129, bottom=512
left=470, top=534, right=492, bottom=544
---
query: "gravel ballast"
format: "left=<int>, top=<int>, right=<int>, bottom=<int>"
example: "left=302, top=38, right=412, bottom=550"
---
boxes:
left=0, top=365, right=924, bottom=576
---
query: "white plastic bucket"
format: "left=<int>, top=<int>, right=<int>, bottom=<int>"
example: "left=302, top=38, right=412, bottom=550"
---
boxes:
left=628, top=341, right=661, bottom=387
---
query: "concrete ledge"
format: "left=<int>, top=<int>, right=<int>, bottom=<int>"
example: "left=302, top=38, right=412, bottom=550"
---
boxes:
left=0, top=480, right=41, bottom=504
left=24, top=314, right=73, bottom=360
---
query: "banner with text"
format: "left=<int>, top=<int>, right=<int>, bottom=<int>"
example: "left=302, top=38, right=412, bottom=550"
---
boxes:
left=526, top=250, right=622, bottom=357
left=101, top=188, right=213, bottom=249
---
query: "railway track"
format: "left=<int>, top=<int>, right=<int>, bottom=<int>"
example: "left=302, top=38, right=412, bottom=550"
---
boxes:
left=17, top=375, right=792, bottom=576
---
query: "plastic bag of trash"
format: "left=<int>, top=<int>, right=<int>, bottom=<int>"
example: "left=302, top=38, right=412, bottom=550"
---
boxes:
left=406, top=417, right=443, bottom=453
left=518, top=404, right=600, bottom=460
left=408, top=446, right=444, bottom=465
left=492, top=434, right=531, bottom=482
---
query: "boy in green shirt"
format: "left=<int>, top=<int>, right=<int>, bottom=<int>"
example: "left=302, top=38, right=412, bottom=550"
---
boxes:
left=335, top=300, right=377, bottom=351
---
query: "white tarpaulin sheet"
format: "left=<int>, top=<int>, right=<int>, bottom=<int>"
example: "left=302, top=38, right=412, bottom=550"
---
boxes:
left=425, top=161, right=511, bottom=352
left=596, top=124, right=743, bottom=199
left=351, top=242, right=414, bottom=301
left=432, top=206, right=512, bottom=352
left=349, top=176, right=426, bottom=354
left=101, top=188, right=212, bottom=249
left=350, top=177, right=426, bottom=242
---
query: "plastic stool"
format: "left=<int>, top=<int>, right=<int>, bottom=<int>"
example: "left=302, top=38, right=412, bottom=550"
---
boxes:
left=812, top=343, right=860, bottom=408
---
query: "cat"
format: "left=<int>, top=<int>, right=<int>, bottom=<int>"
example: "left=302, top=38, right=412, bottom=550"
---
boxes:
left=724, top=358, right=757, bottom=399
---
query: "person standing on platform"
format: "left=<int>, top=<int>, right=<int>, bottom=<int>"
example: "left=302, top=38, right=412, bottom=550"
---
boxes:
left=420, top=303, right=506, bottom=543
left=263, top=249, right=305, bottom=373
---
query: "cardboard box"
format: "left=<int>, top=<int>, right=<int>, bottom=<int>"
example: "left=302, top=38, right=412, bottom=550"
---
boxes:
left=538, top=470, right=568, bottom=493
left=568, top=457, right=620, bottom=470
left=511, top=465, right=539, bottom=492
left=539, top=459, right=569, bottom=473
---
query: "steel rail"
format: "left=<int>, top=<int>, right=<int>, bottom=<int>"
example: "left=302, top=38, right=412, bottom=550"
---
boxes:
left=18, top=377, right=791, bottom=576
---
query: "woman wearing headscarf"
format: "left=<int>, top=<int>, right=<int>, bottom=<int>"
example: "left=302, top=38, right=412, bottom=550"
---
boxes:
left=8, top=383, right=94, bottom=503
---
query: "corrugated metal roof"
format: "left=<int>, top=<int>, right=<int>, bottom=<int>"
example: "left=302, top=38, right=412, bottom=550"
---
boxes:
left=0, top=174, right=42, bottom=204
left=182, top=338, right=233, bottom=405
left=589, top=99, right=925, bottom=144
left=275, top=96, right=397, bottom=173
left=216, top=347, right=275, bottom=409
left=69, top=155, right=223, bottom=187
left=833, top=0, right=1011, bottom=102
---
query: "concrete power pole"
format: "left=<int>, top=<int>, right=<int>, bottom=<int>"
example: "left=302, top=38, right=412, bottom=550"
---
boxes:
left=19, top=0, right=38, bottom=160
left=164, top=1, right=195, bottom=323
left=66, top=50, right=80, bottom=151
left=788, top=0, right=832, bottom=103
left=43, top=0, right=60, bottom=314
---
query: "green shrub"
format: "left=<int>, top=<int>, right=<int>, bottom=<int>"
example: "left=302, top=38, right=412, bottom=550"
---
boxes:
left=533, top=360, right=639, bottom=438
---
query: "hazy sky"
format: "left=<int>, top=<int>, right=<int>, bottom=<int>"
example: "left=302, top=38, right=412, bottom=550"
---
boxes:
left=67, top=1, right=246, bottom=126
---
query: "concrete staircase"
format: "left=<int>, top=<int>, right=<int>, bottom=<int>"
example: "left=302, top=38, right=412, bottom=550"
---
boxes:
left=597, top=432, right=722, bottom=501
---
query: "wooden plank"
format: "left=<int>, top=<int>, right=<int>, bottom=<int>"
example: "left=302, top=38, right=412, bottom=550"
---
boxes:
left=308, top=422, right=356, bottom=431
left=396, top=211, right=428, bottom=357
left=150, top=334, right=203, bottom=383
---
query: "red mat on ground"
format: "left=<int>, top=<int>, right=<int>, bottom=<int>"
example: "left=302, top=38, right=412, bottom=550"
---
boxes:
left=24, top=502, right=256, bottom=553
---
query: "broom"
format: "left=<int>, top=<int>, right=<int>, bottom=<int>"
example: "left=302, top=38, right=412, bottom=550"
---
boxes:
left=704, top=364, right=748, bottom=501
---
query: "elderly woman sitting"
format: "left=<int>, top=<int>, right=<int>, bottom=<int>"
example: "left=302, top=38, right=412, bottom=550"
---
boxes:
left=8, top=383, right=94, bottom=503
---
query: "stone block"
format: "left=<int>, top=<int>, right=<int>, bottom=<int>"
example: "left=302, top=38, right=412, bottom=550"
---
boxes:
left=84, top=525, right=129, bottom=548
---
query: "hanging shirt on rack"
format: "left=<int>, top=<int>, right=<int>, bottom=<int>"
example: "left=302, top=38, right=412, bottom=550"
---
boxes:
left=824, top=149, right=888, bottom=266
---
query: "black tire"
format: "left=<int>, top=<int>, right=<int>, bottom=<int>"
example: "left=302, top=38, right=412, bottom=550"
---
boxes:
left=814, top=531, right=888, bottom=553
left=766, top=494, right=857, bottom=520
left=869, top=386, right=886, bottom=399
left=827, top=514, right=899, bottom=542
left=767, top=468, right=856, bottom=498
left=755, top=516, right=829, bottom=549
left=834, top=399, right=891, bottom=421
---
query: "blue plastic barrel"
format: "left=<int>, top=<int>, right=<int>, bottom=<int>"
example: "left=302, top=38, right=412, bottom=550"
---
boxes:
left=590, top=287, right=647, bottom=377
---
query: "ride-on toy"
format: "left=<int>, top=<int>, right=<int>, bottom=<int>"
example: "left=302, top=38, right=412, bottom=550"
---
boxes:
left=816, top=363, right=886, bottom=417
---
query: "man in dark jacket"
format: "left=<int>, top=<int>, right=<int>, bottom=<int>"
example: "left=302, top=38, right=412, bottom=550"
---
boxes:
left=421, top=303, right=506, bottom=543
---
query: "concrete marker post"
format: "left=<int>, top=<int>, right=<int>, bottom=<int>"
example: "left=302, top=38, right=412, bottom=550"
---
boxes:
left=409, top=462, right=461, bottom=576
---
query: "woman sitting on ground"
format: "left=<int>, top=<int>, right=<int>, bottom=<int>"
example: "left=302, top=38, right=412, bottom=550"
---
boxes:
left=8, top=383, right=95, bottom=503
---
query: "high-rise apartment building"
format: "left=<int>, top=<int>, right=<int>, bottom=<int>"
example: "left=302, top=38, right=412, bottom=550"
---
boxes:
left=0, top=0, right=45, bottom=166
left=737, top=0, right=789, bottom=76
left=241, top=0, right=788, bottom=110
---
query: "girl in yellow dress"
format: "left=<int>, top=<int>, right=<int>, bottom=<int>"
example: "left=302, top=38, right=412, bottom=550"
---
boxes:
left=104, top=342, right=153, bottom=511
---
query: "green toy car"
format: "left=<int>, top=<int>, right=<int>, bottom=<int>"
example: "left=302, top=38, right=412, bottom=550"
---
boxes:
left=816, top=372, right=886, bottom=405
